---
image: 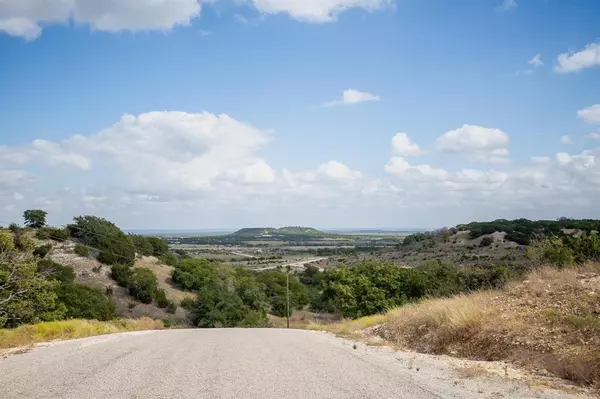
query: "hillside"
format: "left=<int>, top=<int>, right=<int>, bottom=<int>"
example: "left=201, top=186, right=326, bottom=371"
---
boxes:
left=312, top=264, right=600, bottom=391
left=231, top=226, right=325, bottom=238
left=44, top=241, right=192, bottom=325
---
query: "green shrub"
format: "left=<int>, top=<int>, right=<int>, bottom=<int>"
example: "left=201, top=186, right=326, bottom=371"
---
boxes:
left=480, top=236, right=494, bottom=247
left=128, top=268, right=159, bottom=304
left=56, top=284, right=116, bottom=321
left=129, top=234, right=154, bottom=257
left=8, top=223, right=21, bottom=233
left=0, top=231, right=16, bottom=253
left=146, top=237, right=169, bottom=257
left=110, top=264, right=133, bottom=287
left=67, top=216, right=135, bottom=265
left=73, top=244, right=91, bottom=258
left=33, top=244, right=52, bottom=258
left=36, top=227, right=69, bottom=242
left=1, top=254, right=66, bottom=328
left=159, top=252, right=179, bottom=266
left=37, top=259, right=75, bottom=283
left=13, top=234, right=35, bottom=252
left=191, top=282, right=269, bottom=328
left=180, top=297, right=195, bottom=310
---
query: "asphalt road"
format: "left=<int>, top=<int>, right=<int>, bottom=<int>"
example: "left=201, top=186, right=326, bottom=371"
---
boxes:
left=0, top=329, right=579, bottom=399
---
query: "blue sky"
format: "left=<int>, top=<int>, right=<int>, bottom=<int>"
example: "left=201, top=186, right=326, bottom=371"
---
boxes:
left=1, top=0, right=600, bottom=229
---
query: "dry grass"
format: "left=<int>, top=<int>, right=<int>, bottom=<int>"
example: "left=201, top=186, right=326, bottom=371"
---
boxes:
left=0, top=318, right=163, bottom=349
left=308, top=314, right=387, bottom=337
left=270, top=311, right=342, bottom=329
left=454, top=365, right=489, bottom=379
left=311, top=264, right=600, bottom=388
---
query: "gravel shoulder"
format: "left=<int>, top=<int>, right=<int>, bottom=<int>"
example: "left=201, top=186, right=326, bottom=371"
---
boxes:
left=0, top=329, right=591, bottom=399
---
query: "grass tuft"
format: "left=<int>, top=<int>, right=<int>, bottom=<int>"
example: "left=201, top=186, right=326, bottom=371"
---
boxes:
left=0, top=318, right=163, bottom=349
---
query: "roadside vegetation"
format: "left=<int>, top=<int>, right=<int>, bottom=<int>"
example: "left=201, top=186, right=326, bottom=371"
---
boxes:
left=0, top=318, right=163, bottom=349
left=3, top=209, right=600, bottom=389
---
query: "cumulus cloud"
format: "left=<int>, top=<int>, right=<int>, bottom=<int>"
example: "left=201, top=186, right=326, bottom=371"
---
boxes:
left=0, top=0, right=202, bottom=40
left=531, top=156, right=550, bottom=164
left=528, top=54, right=543, bottom=67
left=391, top=133, right=422, bottom=156
left=436, top=124, right=510, bottom=163
left=578, top=104, right=600, bottom=125
left=325, top=89, right=381, bottom=106
left=0, top=139, right=90, bottom=170
left=385, top=157, right=448, bottom=180
left=496, top=0, right=516, bottom=12
left=249, top=0, right=392, bottom=23
left=318, top=161, right=362, bottom=182
left=586, top=132, right=600, bottom=140
left=555, top=43, right=600, bottom=73
left=560, top=135, right=574, bottom=145
left=2, top=111, right=600, bottom=229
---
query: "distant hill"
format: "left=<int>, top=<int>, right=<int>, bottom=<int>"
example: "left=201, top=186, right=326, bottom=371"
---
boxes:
left=231, top=226, right=325, bottom=238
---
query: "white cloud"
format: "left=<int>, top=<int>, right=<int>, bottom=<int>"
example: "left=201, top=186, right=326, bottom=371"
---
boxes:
left=578, top=104, right=600, bottom=125
left=436, top=124, right=510, bottom=163
left=586, top=132, right=600, bottom=140
left=234, top=14, right=249, bottom=23
left=0, top=0, right=202, bottom=40
left=3, top=111, right=600, bottom=229
left=385, top=157, right=448, bottom=181
left=528, top=54, right=543, bottom=67
left=325, top=89, right=381, bottom=106
left=13, top=192, right=24, bottom=201
left=317, top=161, right=362, bottom=182
left=496, top=0, right=516, bottom=12
left=249, top=0, right=392, bottom=23
left=555, top=43, right=600, bottom=73
left=391, top=133, right=422, bottom=156
left=531, top=156, right=550, bottom=164
left=560, top=135, right=574, bottom=145
left=0, top=139, right=90, bottom=170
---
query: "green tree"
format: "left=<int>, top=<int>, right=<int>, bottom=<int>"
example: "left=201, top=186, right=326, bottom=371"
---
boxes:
left=255, top=270, right=309, bottom=317
left=67, top=216, right=135, bottom=265
left=111, top=263, right=134, bottom=287
left=146, top=237, right=169, bottom=257
left=0, top=254, right=66, bottom=328
left=129, top=234, right=154, bottom=257
left=37, top=259, right=76, bottom=283
left=191, top=282, right=268, bottom=328
left=128, top=268, right=159, bottom=304
left=56, top=284, right=116, bottom=321
left=23, top=210, right=47, bottom=229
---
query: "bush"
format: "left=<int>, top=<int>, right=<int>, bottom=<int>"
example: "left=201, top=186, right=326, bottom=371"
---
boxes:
left=159, top=252, right=179, bottom=267
left=128, top=268, right=159, bottom=304
left=480, top=236, right=494, bottom=247
left=1, top=254, right=66, bottom=328
left=111, top=264, right=133, bottom=287
left=73, top=244, right=91, bottom=258
left=37, top=259, right=75, bottom=283
left=56, top=284, right=117, bottom=321
left=180, top=297, right=195, bottom=310
left=0, top=231, right=16, bottom=253
left=67, top=216, right=135, bottom=265
left=191, top=282, right=269, bottom=328
left=36, top=227, right=69, bottom=242
left=155, top=289, right=175, bottom=310
left=33, top=244, right=52, bottom=258
left=129, top=234, right=154, bottom=257
left=146, top=237, right=169, bottom=257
